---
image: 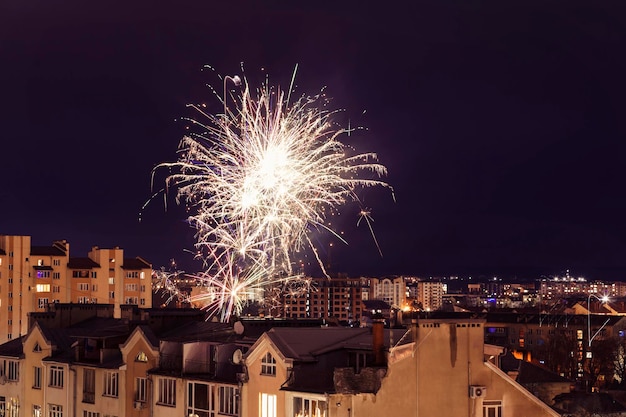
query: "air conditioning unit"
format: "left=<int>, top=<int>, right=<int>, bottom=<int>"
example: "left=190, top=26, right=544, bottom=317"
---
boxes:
left=469, top=385, right=487, bottom=398
left=133, top=401, right=143, bottom=410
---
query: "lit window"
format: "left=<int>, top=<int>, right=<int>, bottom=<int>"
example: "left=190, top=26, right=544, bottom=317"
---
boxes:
left=136, top=352, right=148, bottom=362
left=260, top=393, right=276, bottom=417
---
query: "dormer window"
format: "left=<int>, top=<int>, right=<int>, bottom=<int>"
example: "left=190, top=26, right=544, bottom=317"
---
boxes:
left=136, top=352, right=148, bottom=362
left=33, top=343, right=42, bottom=352
left=261, top=352, right=276, bottom=376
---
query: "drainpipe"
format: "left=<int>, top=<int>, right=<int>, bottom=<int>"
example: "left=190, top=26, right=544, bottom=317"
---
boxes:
left=69, top=365, right=77, bottom=417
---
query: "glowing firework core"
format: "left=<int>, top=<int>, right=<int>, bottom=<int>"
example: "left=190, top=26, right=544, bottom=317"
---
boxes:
left=154, top=67, right=392, bottom=321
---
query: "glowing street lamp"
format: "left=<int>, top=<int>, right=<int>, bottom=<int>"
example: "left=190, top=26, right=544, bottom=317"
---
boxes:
left=587, top=294, right=610, bottom=348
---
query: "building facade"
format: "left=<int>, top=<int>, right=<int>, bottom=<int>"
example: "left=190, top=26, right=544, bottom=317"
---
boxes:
left=0, top=235, right=152, bottom=344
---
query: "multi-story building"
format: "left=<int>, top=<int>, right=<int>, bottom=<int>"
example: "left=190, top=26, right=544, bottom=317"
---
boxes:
left=369, top=276, right=405, bottom=308
left=0, top=235, right=152, bottom=345
left=416, top=281, right=446, bottom=311
left=280, top=277, right=368, bottom=324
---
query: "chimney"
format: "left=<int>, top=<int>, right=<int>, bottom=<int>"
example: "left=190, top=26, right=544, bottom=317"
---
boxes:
left=372, top=316, right=385, bottom=366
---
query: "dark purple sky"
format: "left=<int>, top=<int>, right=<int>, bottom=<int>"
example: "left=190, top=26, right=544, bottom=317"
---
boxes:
left=2, top=1, right=626, bottom=280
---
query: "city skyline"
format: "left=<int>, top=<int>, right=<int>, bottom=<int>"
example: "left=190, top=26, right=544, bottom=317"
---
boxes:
left=2, top=1, right=626, bottom=279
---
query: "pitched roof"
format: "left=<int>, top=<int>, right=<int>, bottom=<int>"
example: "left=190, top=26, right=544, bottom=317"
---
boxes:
left=122, top=257, right=151, bottom=269
left=67, top=257, right=100, bottom=269
left=500, top=352, right=572, bottom=384
left=0, top=337, right=25, bottom=358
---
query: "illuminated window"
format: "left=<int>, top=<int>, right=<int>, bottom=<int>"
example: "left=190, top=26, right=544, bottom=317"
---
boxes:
left=260, top=393, right=276, bottom=417
left=261, top=352, right=276, bottom=376
left=136, top=352, right=148, bottom=362
left=293, top=396, right=327, bottom=417
left=36, top=284, right=50, bottom=293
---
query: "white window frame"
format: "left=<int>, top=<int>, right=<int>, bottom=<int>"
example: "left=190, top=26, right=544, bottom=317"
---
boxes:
left=103, top=371, right=119, bottom=397
left=157, top=378, right=176, bottom=406
left=48, top=404, right=62, bottom=417
left=483, top=400, right=502, bottom=417
left=260, top=393, right=276, bottom=417
left=33, top=366, right=42, bottom=389
left=49, top=365, right=64, bottom=388
left=218, top=386, right=239, bottom=416
left=135, top=377, right=147, bottom=402
left=261, top=352, right=276, bottom=376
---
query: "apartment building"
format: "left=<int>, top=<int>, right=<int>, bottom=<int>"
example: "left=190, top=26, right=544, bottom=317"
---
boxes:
left=280, top=277, right=368, bottom=324
left=0, top=235, right=152, bottom=345
left=416, top=280, right=446, bottom=311
left=369, top=276, right=405, bottom=308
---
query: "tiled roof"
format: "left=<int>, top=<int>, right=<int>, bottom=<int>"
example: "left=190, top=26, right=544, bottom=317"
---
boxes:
left=266, top=327, right=372, bottom=361
left=67, top=257, right=100, bottom=269
left=500, top=352, right=572, bottom=384
left=160, top=321, right=239, bottom=342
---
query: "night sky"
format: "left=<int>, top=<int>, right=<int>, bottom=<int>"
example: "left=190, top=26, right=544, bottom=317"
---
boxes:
left=2, top=1, right=626, bottom=280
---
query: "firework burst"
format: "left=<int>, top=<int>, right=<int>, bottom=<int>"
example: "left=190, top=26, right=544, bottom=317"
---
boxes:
left=154, top=65, right=392, bottom=321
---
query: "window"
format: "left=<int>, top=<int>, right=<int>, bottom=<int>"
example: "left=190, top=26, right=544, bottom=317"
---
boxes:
left=218, top=386, right=239, bottom=416
left=125, top=284, right=138, bottom=291
left=38, top=298, right=49, bottom=309
left=125, top=297, right=138, bottom=304
left=36, top=284, right=50, bottom=292
left=103, top=371, right=119, bottom=397
left=135, top=377, right=147, bottom=402
left=140, top=298, right=146, bottom=306
left=158, top=378, right=176, bottom=406
left=109, top=291, right=114, bottom=299
left=187, top=382, right=214, bottom=417
left=127, top=272, right=139, bottom=279
left=52, top=273, right=60, bottom=280
left=91, top=285, right=97, bottom=291
left=53, top=260, right=60, bottom=266
left=49, top=404, right=63, bottom=417
left=90, top=272, right=97, bottom=278
left=33, top=366, right=42, bottom=389
left=4, top=360, right=19, bottom=381
left=49, top=365, right=64, bottom=388
left=34, top=404, right=42, bottom=417
left=108, top=278, right=114, bottom=285
left=292, top=396, right=327, bottom=417
left=73, top=271, right=89, bottom=278
left=261, top=352, right=276, bottom=376
left=78, top=283, right=89, bottom=291
left=78, top=297, right=89, bottom=304
left=83, top=369, right=95, bottom=403
left=52, top=286, right=60, bottom=293
left=483, top=401, right=502, bottom=417
left=36, top=271, right=50, bottom=279
left=136, top=352, right=148, bottom=362
left=83, top=412, right=99, bottom=417
left=33, top=343, right=42, bottom=352
left=260, top=393, right=276, bottom=417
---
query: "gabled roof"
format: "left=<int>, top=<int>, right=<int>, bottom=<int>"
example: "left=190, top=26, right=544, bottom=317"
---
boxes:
left=67, top=257, right=100, bottom=269
left=263, top=327, right=372, bottom=362
left=500, top=352, right=572, bottom=384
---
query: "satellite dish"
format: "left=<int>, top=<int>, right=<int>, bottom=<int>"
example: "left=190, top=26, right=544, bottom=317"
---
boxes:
left=233, top=321, right=244, bottom=335
left=232, top=349, right=243, bottom=365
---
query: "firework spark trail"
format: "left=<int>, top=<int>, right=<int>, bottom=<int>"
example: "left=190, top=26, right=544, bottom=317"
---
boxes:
left=154, top=66, right=392, bottom=321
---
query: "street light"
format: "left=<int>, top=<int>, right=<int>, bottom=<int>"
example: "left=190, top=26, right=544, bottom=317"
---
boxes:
left=223, top=75, right=242, bottom=117
left=587, top=293, right=610, bottom=348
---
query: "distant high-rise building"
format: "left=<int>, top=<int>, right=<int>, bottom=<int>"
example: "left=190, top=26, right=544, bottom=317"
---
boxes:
left=0, top=235, right=152, bottom=344
left=370, top=276, right=406, bottom=308
left=417, top=281, right=446, bottom=311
